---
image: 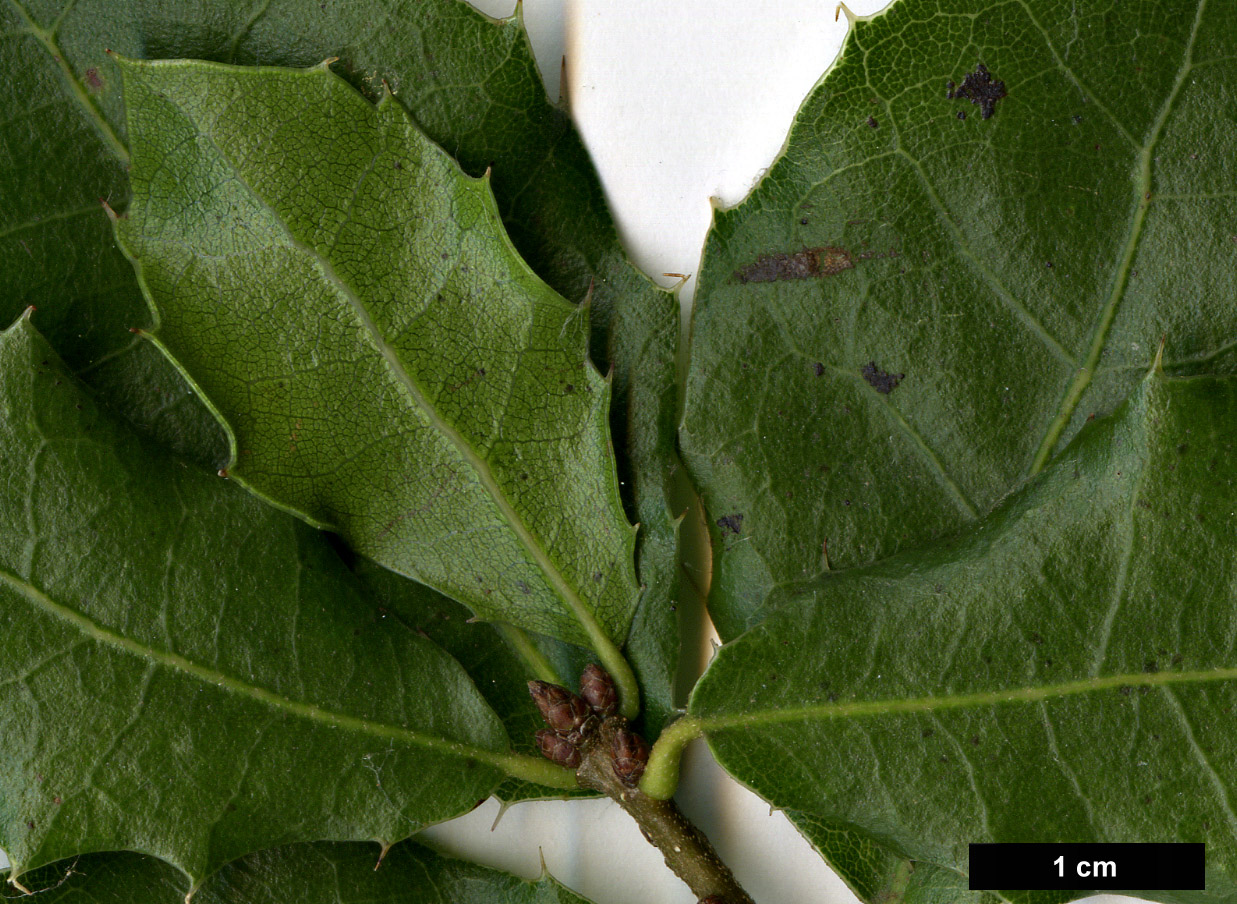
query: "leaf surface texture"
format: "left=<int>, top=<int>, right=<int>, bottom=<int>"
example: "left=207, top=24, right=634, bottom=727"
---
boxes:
left=691, top=370, right=1237, bottom=896
left=682, top=0, right=1237, bottom=637
left=4, top=841, right=593, bottom=903
left=0, top=317, right=516, bottom=885
left=115, top=59, right=640, bottom=655
left=0, top=0, right=682, bottom=732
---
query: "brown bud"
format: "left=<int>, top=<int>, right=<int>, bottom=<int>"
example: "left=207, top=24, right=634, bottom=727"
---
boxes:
left=610, top=726, right=649, bottom=786
left=579, top=664, right=618, bottom=717
left=535, top=729, right=581, bottom=768
left=528, top=680, right=593, bottom=736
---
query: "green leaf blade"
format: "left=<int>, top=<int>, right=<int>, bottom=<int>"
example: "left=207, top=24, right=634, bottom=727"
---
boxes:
left=4, top=0, right=681, bottom=726
left=691, top=370, right=1237, bottom=891
left=114, top=59, right=640, bottom=655
left=6, top=841, right=595, bottom=903
left=681, top=0, right=1237, bottom=636
left=0, top=315, right=531, bottom=885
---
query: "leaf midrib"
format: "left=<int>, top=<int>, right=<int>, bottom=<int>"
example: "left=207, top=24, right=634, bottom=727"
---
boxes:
left=0, top=566, right=508, bottom=766
left=6, top=0, right=129, bottom=164
left=698, top=664, right=1237, bottom=731
left=149, top=81, right=618, bottom=659
left=1027, top=0, right=1209, bottom=475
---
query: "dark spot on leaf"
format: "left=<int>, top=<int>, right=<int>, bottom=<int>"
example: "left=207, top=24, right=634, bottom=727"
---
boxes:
left=956, top=110, right=967, bottom=120
left=867, top=116, right=878, bottom=128
left=1178, top=442, right=1189, bottom=455
left=735, top=247, right=853, bottom=283
left=393, top=160, right=402, bottom=170
left=1072, top=114, right=1083, bottom=124
left=27, top=820, right=34, bottom=830
left=813, top=362, right=825, bottom=377
left=84, top=67, right=102, bottom=91
left=921, top=728, right=934, bottom=739
left=1144, top=660, right=1157, bottom=672
left=946, top=63, right=1007, bottom=119
left=564, top=383, right=575, bottom=393
left=1029, top=632, right=1043, bottom=645
left=861, top=361, right=904, bottom=394
left=1119, top=685, right=1132, bottom=696
left=593, top=572, right=603, bottom=582
left=969, top=735, right=980, bottom=746
left=516, top=580, right=531, bottom=595
left=800, top=216, right=809, bottom=225
left=716, top=514, right=744, bottom=535
left=1172, top=653, right=1184, bottom=665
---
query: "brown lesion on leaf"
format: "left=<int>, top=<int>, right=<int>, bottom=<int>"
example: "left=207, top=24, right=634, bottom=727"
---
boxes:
left=861, top=362, right=904, bottom=394
left=946, top=63, right=1007, bottom=119
left=734, top=247, right=853, bottom=283
left=715, top=514, right=744, bottom=535
left=84, top=67, right=103, bottom=91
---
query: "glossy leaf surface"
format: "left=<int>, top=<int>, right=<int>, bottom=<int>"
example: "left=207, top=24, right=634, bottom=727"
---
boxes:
left=691, top=370, right=1237, bottom=899
left=0, top=316, right=534, bottom=886
left=681, top=0, right=1237, bottom=638
left=115, top=58, right=639, bottom=656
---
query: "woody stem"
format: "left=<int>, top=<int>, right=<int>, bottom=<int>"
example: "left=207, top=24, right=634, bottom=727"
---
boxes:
left=575, top=717, right=755, bottom=904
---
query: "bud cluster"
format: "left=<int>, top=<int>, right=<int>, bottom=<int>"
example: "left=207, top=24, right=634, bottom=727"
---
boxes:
left=528, top=664, right=619, bottom=768
left=529, top=666, right=652, bottom=787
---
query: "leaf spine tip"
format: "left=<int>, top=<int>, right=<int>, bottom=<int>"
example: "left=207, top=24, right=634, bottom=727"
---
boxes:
left=1151, top=333, right=1167, bottom=375
left=374, top=840, right=393, bottom=870
left=490, top=801, right=510, bottom=832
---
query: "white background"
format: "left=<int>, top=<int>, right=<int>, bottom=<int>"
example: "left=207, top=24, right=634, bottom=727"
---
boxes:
left=0, top=2, right=1154, bottom=902
left=425, top=2, right=1148, bottom=903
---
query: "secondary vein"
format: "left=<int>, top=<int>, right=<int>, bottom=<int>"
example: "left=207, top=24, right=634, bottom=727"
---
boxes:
left=6, top=0, right=129, bottom=165
left=1027, top=0, right=1209, bottom=475
left=698, top=663, right=1237, bottom=731
left=0, top=567, right=576, bottom=788
left=140, top=79, right=637, bottom=705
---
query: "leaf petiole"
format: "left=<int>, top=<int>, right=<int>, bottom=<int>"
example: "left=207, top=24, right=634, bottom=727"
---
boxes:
left=487, top=751, right=579, bottom=790
left=638, top=715, right=704, bottom=800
